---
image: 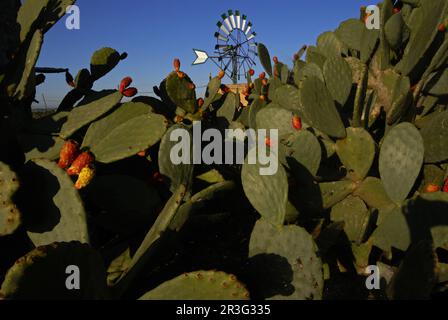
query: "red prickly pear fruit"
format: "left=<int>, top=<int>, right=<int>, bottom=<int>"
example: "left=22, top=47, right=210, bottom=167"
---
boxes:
left=259, top=95, right=266, bottom=101
left=438, top=23, right=446, bottom=32
left=119, top=77, right=133, bottom=93
left=248, top=69, right=255, bottom=76
left=218, top=70, right=225, bottom=80
left=176, top=71, right=185, bottom=78
left=67, top=151, right=95, bottom=176
left=137, top=150, right=146, bottom=157
left=425, top=183, right=440, bottom=193
left=65, top=71, right=75, bottom=88
left=261, top=78, right=268, bottom=86
left=292, top=115, right=302, bottom=131
left=173, top=58, right=181, bottom=72
left=197, top=98, right=204, bottom=107
left=265, top=137, right=271, bottom=147
left=293, top=53, right=299, bottom=61
left=122, top=87, right=138, bottom=97
left=259, top=72, right=266, bottom=79
left=58, top=140, right=79, bottom=169
left=443, top=179, right=448, bottom=193
left=393, top=7, right=401, bottom=14
left=273, top=56, right=278, bottom=64
left=74, top=166, right=95, bottom=190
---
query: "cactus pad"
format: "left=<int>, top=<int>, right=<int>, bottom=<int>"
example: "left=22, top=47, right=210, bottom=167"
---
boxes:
left=0, top=162, right=21, bottom=236
left=323, top=56, right=353, bottom=106
left=419, top=110, right=448, bottom=163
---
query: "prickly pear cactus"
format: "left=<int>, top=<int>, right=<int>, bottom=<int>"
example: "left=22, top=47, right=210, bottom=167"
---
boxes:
left=0, top=162, right=21, bottom=236
left=139, top=271, right=250, bottom=300
left=249, top=219, right=324, bottom=300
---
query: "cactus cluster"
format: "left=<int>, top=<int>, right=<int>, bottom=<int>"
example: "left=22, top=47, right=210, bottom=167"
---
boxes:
left=1, top=0, right=448, bottom=300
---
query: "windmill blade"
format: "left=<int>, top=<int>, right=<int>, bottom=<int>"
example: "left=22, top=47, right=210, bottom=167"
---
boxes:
left=192, top=49, right=209, bottom=65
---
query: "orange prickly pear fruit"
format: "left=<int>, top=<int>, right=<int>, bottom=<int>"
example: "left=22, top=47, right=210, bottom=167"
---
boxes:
left=197, top=98, right=204, bottom=108
left=173, top=58, right=181, bottom=72
left=259, top=95, right=266, bottom=101
left=265, top=137, right=271, bottom=147
left=137, top=150, right=146, bottom=157
left=292, top=115, right=302, bottom=131
left=438, top=23, right=446, bottom=33
left=259, top=72, right=266, bottom=79
left=248, top=69, right=255, bottom=76
left=218, top=70, right=225, bottom=80
left=67, top=151, right=95, bottom=176
left=58, top=140, right=79, bottom=169
left=273, top=56, right=278, bottom=65
left=261, top=78, right=268, bottom=86
left=75, top=166, right=95, bottom=190
left=442, top=179, right=448, bottom=193
left=425, top=183, right=440, bottom=193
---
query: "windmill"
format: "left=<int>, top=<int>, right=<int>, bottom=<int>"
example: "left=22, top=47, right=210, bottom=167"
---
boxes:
left=192, top=10, right=258, bottom=84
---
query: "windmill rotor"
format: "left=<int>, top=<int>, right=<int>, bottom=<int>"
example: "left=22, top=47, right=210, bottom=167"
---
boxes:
left=192, top=10, right=257, bottom=84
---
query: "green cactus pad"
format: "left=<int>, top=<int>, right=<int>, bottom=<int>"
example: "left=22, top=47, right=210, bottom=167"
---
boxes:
left=323, top=56, right=353, bottom=106
left=217, top=92, right=237, bottom=122
left=330, top=195, right=370, bottom=245
left=386, top=241, right=436, bottom=300
left=294, top=62, right=324, bottom=84
left=281, top=130, right=321, bottom=177
left=89, top=113, right=167, bottom=164
left=257, top=43, right=273, bottom=77
left=241, top=153, right=288, bottom=226
left=335, top=19, right=364, bottom=52
left=13, top=29, right=43, bottom=100
left=272, top=84, right=303, bottom=115
left=74, top=68, right=92, bottom=90
left=372, top=192, right=448, bottom=252
left=158, top=124, right=193, bottom=193
left=299, top=76, right=346, bottom=138
left=345, top=57, right=366, bottom=83
left=353, top=177, right=394, bottom=209
left=22, top=159, right=89, bottom=247
left=90, top=47, right=123, bottom=81
left=395, top=0, right=447, bottom=77
left=256, top=106, right=298, bottom=137
left=60, top=90, right=122, bottom=138
left=0, top=241, right=109, bottom=299
left=360, top=29, right=379, bottom=64
left=379, top=122, right=424, bottom=203
left=319, top=180, right=357, bottom=209
left=305, top=46, right=327, bottom=70
left=249, top=219, right=323, bottom=300
left=82, top=101, right=153, bottom=148
left=419, top=110, right=448, bottom=163
left=248, top=97, right=266, bottom=129
left=316, top=31, right=348, bottom=58
left=425, top=69, right=448, bottom=96
left=107, top=247, right=131, bottom=286
left=335, top=127, right=375, bottom=181
left=202, top=76, right=221, bottom=111
left=384, top=12, right=410, bottom=51
left=163, top=71, right=197, bottom=114
left=139, top=270, right=249, bottom=300
left=0, top=162, right=21, bottom=236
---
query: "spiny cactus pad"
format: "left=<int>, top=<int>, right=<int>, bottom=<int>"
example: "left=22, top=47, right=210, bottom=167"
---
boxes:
left=139, top=270, right=249, bottom=300
left=90, top=47, right=124, bottom=81
left=0, top=162, right=21, bottom=236
left=299, top=75, right=346, bottom=138
left=419, top=110, right=448, bottom=163
left=0, top=241, right=109, bottom=299
left=89, top=113, right=168, bottom=164
left=323, top=56, right=353, bottom=106
left=60, top=90, right=123, bottom=138
left=241, top=153, right=288, bottom=226
left=249, top=219, right=323, bottom=300
left=336, top=127, right=376, bottom=181
left=23, top=159, right=89, bottom=247
left=379, top=122, right=424, bottom=203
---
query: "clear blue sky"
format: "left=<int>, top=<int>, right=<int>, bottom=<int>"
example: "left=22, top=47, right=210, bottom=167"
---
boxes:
left=34, top=0, right=366, bottom=108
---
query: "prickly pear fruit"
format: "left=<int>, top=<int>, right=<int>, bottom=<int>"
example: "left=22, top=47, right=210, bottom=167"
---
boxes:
left=75, top=166, right=95, bottom=190
left=188, top=83, right=195, bottom=90
left=259, top=72, right=266, bottom=79
left=122, top=87, right=138, bottom=97
left=438, top=23, right=446, bottom=33
left=425, top=183, right=440, bottom=193
left=65, top=71, right=75, bottom=88
left=197, top=98, right=204, bottom=108
left=292, top=115, right=302, bottom=131
left=67, top=152, right=95, bottom=176
left=119, top=77, right=132, bottom=92
left=137, top=150, right=146, bottom=157
left=265, top=137, right=271, bottom=147
left=173, top=58, right=181, bottom=72
left=218, top=70, right=225, bottom=80
left=261, top=78, right=268, bottom=86
left=273, top=56, right=278, bottom=65
left=393, top=8, right=400, bottom=14
left=443, top=179, right=448, bottom=193
left=249, top=69, right=255, bottom=76
left=259, top=95, right=266, bottom=101
left=176, top=71, right=185, bottom=79
left=58, top=140, right=79, bottom=169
